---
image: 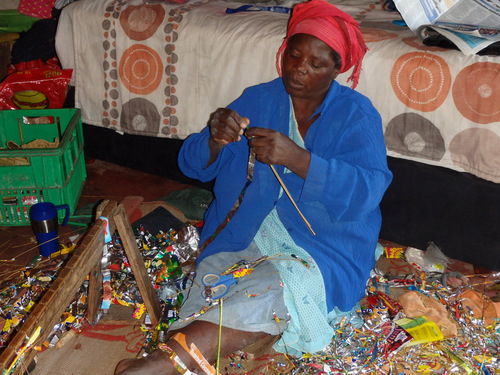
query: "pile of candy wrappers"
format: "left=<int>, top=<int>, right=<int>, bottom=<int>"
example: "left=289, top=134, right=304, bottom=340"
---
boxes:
left=0, top=244, right=87, bottom=353
left=0, top=222, right=499, bottom=375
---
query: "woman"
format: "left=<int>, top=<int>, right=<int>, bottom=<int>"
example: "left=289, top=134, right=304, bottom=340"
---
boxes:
left=115, top=0, right=392, bottom=373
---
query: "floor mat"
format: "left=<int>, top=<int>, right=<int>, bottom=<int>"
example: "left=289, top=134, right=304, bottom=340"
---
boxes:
left=31, top=320, right=145, bottom=375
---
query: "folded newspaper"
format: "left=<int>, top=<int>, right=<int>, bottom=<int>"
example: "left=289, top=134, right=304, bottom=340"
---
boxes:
left=393, top=0, right=500, bottom=55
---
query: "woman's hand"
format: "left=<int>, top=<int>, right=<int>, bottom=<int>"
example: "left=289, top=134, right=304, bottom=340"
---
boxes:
left=206, top=108, right=249, bottom=166
left=209, top=108, right=250, bottom=146
left=246, top=127, right=311, bottom=179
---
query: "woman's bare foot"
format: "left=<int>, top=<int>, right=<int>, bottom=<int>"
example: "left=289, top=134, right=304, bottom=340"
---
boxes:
left=114, top=321, right=270, bottom=375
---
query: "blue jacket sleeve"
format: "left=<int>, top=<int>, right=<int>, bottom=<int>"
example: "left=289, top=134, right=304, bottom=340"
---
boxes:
left=178, top=127, right=225, bottom=183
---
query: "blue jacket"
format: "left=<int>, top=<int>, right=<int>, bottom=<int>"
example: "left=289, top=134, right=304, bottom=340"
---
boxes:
left=178, top=77, right=392, bottom=311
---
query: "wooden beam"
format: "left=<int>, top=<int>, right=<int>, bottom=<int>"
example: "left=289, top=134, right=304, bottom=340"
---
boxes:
left=87, top=262, right=103, bottom=325
left=113, top=203, right=162, bottom=326
left=87, top=200, right=118, bottom=325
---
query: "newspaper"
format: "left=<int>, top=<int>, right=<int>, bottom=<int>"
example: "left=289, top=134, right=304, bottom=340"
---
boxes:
left=393, top=0, right=500, bottom=55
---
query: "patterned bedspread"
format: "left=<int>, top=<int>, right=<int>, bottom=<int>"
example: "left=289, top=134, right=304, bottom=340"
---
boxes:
left=55, top=0, right=500, bottom=183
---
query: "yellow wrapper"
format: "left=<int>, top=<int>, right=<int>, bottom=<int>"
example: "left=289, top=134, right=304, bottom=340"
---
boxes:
left=384, top=246, right=405, bottom=258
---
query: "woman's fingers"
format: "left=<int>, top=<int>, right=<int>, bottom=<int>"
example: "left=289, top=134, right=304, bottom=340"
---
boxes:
left=210, top=108, right=249, bottom=145
left=246, top=128, right=292, bottom=165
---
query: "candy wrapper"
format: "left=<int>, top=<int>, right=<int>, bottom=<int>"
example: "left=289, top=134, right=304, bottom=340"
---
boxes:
left=170, top=225, right=200, bottom=264
left=380, top=321, right=413, bottom=355
left=405, top=242, right=449, bottom=274
left=395, top=316, right=445, bottom=346
left=384, top=246, right=405, bottom=259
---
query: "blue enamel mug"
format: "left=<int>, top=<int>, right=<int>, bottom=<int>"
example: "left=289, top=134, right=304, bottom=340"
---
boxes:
left=29, top=202, right=70, bottom=257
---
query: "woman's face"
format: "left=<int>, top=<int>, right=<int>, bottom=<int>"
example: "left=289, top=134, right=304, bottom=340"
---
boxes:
left=282, top=33, right=340, bottom=102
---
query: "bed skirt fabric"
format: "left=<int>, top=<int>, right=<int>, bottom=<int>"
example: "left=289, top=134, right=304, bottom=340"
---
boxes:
left=379, top=157, right=500, bottom=271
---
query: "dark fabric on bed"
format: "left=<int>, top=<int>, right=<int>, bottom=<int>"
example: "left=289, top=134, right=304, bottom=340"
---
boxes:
left=11, top=18, right=58, bottom=64
left=422, top=31, right=500, bottom=55
left=380, top=157, right=500, bottom=271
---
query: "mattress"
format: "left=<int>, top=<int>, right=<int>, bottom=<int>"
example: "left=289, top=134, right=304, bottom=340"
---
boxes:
left=55, top=0, right=500, bottom=183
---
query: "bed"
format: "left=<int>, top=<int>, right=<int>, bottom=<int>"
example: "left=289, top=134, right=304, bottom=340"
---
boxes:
left=54, top=0, right=500, bottom=270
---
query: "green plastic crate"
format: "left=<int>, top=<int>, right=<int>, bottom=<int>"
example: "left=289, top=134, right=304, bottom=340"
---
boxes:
left=0, top=108, right=86, bottom=226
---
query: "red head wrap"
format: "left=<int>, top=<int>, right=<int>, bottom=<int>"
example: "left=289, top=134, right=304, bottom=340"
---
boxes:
left=276, top=0, right=368, bottom=89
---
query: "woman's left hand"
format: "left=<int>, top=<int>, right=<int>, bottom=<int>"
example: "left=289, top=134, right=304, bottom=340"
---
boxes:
left=246, top=127, right=310, bottom=178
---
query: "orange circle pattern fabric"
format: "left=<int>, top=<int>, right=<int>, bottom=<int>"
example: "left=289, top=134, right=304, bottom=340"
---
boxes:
left=390, top=52, right=451, bottom=112
left=452, top=62, right=500, bottom=125
left=101, top=0, right=195, bottom=135
left=120, top=4, right=166, bottom=41
left=359, top=21, right=500, bottom=183
left=449, top=128, right=500, bottom=181
left=118, top=45, right=163, bottom=95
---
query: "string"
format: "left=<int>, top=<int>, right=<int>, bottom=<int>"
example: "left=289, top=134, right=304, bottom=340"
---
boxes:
left=216, top=299, right=223, bottom=375
left=0, top=227, right=87, bottom=286
left=271, top=310, right=295, bottom=372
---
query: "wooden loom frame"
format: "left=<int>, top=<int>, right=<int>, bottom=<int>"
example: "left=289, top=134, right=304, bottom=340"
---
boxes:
left=0, top=200, right=162, bottom=374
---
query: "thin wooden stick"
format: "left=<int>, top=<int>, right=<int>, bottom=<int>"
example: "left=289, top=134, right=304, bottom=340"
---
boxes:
left=270, top=165, right=316, bottom=235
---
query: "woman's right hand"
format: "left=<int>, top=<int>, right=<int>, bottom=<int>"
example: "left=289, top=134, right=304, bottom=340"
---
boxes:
left=209, top=108, right=250, bottom=146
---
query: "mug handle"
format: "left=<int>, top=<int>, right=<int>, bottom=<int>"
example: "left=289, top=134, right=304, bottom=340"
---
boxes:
left=55, top=204, right=70, bottom=226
